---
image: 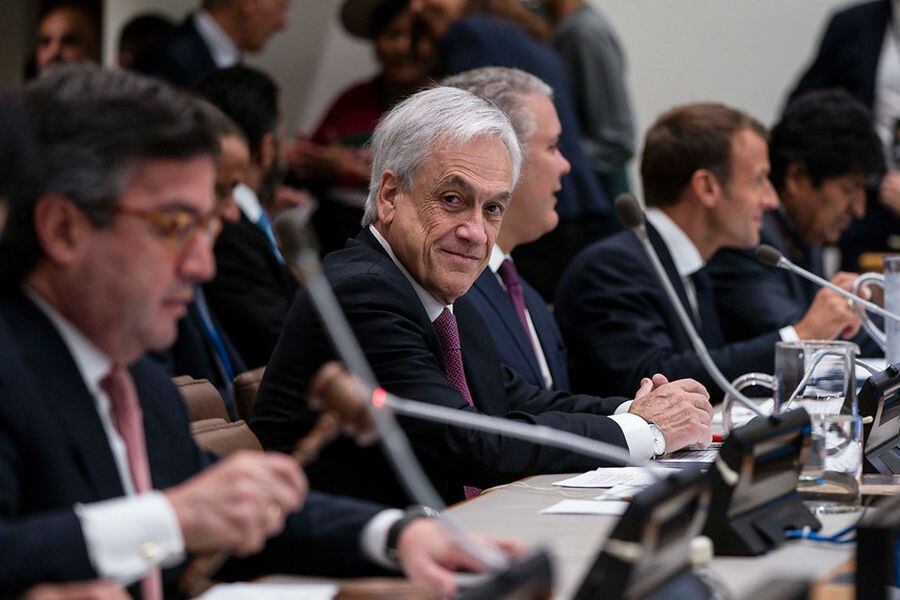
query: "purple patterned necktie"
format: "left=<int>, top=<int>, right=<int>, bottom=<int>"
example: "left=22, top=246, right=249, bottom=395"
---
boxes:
left=433, top=308, right=481, bottom=498
left=497, top=259, right=532, bottom=339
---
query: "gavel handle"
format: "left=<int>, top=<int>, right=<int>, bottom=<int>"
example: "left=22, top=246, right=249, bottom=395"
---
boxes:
left=178, top=412, right=342, bottom=597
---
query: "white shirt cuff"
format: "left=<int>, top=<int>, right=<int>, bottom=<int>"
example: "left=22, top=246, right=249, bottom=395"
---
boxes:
left=74, top=491, right=185, bottom=584
left=779, top=325, right=800, bottom=342
left=608, top=412, right=655, bottom=461
left=360, top=508, right=404, bottom=569
left=614, top=400, right=633, bottom=414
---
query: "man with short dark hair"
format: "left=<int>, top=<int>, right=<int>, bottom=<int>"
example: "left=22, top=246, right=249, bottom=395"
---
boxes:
left=252, top=85, right=713, bottom=508
left=709, top=89, right=883, bottom=347
left=0, top=66, right=518, bottom=598
left=557, top=103, right=785, bottom=401
left=34, top=4, right=100, bottom=75
left=195, top=65, right=300, bottom=369
left=134, top=0, right=289, bottom=87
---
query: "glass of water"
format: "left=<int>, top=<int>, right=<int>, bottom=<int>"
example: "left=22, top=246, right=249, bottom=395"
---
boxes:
left=775, top=340, right=862, bottom=514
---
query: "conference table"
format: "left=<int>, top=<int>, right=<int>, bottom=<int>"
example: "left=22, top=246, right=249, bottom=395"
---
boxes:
left=446, top=474, right=859, bottom=599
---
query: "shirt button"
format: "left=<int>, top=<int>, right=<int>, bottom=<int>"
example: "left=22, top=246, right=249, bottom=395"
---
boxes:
left=139, top=542, right=158, bottom=559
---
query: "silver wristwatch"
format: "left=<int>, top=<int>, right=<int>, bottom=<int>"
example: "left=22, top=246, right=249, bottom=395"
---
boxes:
left=648, top=423, right=667, bottom=457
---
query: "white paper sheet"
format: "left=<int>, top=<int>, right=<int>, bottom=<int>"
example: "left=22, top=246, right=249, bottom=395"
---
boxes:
left=198, top=583, right=338, bottom=600
left=594, top=484, right=646, bottom=500
left=551, top=467, right=675, bottom=489
left=539, top=499, right=630, bottom=516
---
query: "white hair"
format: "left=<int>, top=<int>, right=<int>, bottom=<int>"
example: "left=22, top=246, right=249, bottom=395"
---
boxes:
left=442, top=67, right=553, bottom=142
left=361, top=85, right=523, bottom=226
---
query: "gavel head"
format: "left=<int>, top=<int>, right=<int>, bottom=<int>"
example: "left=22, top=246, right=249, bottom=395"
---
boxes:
left=308, top=361, right=379, bottom=445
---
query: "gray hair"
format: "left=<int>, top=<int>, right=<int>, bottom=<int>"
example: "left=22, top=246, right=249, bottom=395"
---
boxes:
left=442, top=67, right=553, bottom=142
left=361, top=85, right=523, bottom=226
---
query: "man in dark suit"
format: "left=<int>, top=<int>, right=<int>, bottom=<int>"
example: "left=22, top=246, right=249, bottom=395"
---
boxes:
left=709, top=90, right=882, bottom=351
left=557, top=103, right=788, bottom=401
left=251, top=85, right=713, bottom=508
left=408, top=0, right=616, bottom=301
left=195, top=66, right=300, bottom=369
left=0, top=66, right=518, bottom=599
left=789, top=0, right=899, bottom=269
left=133, top=0, right=288, bottom=88
left=445, top=67, right=572, bottom=391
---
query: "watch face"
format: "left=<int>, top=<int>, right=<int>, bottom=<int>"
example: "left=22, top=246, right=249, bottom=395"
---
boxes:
left=651, top=425, right=666, bottom=455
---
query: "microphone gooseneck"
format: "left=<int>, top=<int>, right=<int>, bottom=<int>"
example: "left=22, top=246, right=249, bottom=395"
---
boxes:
left=754, top=244, right=900, bottom=326
left=615, top=195, right=766, bottom=417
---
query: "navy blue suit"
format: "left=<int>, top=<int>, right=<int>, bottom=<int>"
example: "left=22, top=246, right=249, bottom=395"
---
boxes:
left=708, top=211, right=880, bottom=355
left=789, top=0, right=897, bottom=269
left=133, top=15, right=218, bottom=88
left=0, top=292, right=385, bottom=597
left=466, top=268, right=570, bottom=391
left=251, top=229, right=631, bottom=508
left=555, top=225, right=779, bottom=401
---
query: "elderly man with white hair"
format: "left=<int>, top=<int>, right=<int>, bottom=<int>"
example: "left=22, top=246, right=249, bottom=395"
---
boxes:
left=251, top=85, right=713, bottom=508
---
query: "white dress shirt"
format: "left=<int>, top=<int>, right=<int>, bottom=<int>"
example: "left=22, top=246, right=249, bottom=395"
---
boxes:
left=193, top=11, right=241, bottom=69
left=646, top=208, right=798, bottom=341
left=369, top=227, right=656, bottom=459
left=26, top=289, right=402, bottom=578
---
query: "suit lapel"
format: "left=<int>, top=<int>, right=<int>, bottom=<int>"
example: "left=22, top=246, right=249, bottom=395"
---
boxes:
left=471, top=271, right=543, bottom=383
left=647, top=224, right=697, bottom=330
left=455, top=297, right=508, bottom=415
left=7, top=294, right=125, bottom=500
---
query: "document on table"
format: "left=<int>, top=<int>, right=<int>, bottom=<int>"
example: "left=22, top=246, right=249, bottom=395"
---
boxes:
left=552, top=467, right=675, bottom=489
left=540, top=499, right=630, bottom=516
left=199, top=583, right=337, bottom=600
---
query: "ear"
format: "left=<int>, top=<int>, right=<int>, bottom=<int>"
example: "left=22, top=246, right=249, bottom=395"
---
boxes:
left=689, top=168, right=723, bottom=210
left=376, top=170, right=402, bottom=226
left=258, top=131, right=277, bottom=171
left=33, top=194, right=94, bottom=266
left=784, top=162, right=812, bottom=199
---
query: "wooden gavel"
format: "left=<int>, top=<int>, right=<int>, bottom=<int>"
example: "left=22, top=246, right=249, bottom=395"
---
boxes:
left=180, top=362, right=381, bottom=598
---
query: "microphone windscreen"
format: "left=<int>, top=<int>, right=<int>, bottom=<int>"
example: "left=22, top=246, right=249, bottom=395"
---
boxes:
left=614, top=193, right=645, bottom=230
left=273, top=204, right=317, bottom=262
left=755, top=244, right=783, bottom=267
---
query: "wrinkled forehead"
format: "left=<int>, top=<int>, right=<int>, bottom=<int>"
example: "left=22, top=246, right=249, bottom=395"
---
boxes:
left=412, top=134, right=514, bottom=191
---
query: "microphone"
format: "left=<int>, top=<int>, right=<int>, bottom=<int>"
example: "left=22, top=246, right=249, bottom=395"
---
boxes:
left=614, top=194, right=765, bottom=417
left=755, top=244, right=900, bottom=325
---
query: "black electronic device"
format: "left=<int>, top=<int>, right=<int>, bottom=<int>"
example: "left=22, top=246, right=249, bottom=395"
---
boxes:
left=856, top=493, right=900, bottom=600
left=702, top=409, right=821, bottom=556
left=574, top=469, right=713, bottom=600
left=458, top=550, right=554, bottom=600
left=859, top=363, right=900, bottom=474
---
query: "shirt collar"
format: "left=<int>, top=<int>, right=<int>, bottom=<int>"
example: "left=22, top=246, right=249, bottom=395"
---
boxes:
left=487, top=244, right=509, bottom=274
left=25, top=288, right=113, bottom=397
left=645, top=207, right=704, bottom=277
left=232, top=182, right=263, bottom=223
left=194, top=11, right=241, bottom=68
left=368, top=225, right=452, bottom=322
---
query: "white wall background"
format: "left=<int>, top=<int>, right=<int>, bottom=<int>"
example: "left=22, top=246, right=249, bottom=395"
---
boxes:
left=104, top=0, right=855, bottom=142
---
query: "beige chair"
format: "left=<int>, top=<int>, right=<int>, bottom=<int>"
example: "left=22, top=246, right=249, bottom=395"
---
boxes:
left=174, top=377, right=230, bottom=422
left=233, top=367, right=265, bottom=422
left=190, top=418, right=263, bottom=457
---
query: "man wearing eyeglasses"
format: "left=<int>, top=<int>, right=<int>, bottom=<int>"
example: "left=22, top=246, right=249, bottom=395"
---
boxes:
left=0, top=66, right=521, bottom=598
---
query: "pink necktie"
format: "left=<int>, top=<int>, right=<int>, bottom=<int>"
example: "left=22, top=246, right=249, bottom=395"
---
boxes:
left=432, top=309, right=481, bottom=498
left=101, top=366, right=164, bottom=600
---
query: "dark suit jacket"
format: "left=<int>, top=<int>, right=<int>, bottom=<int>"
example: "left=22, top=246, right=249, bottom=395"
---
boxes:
left=708, top=211, right=880, bottom=356
left=466, top=268, right=570, bottom=391
left=204, top=214, right=299, bottom=369
left=0, top=292, right=384, bottom=596
left=133, top=15, right=218, bottom=88
left=442, top=15, right=608, bottom=221
left=251, top=229, right=630, bottom=507
left=789, top=0, right=897, bottom=270
left=555, top=225, right=779, bottom=402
